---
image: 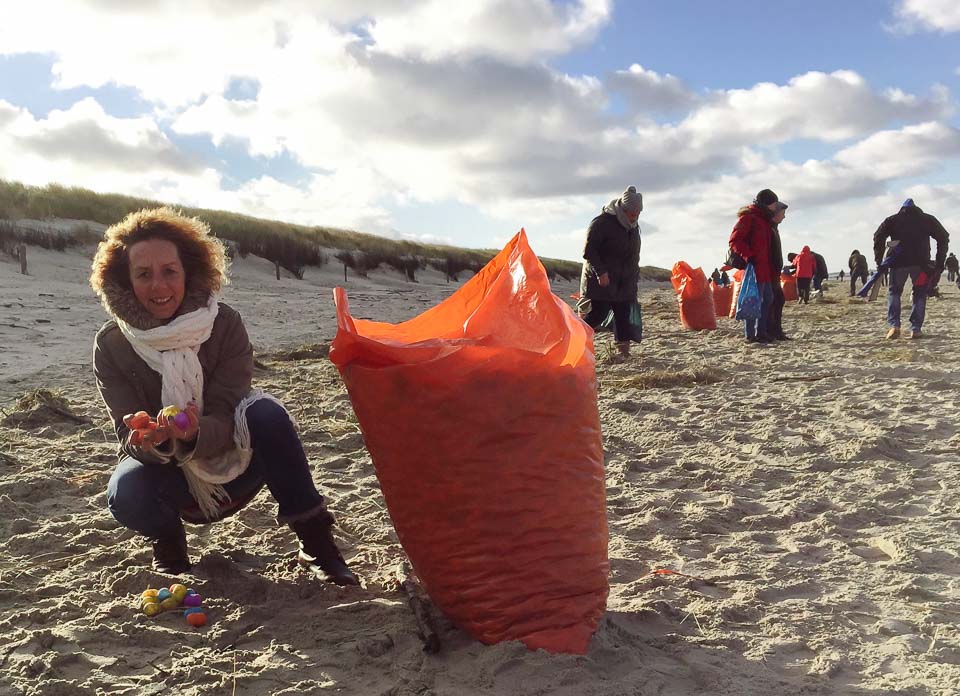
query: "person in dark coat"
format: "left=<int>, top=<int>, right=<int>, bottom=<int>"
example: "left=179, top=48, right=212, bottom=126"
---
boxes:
left=711, top=268, right=721, bottom=285
left=580, top=186, right=643, bottom=356
left=838, top=269, right=845, bottom=282
left=729, top=188, right=779, bottom=343
left=848, top=250, right=869, bottom=296
left=720, top=270, right=730, bottom=286
left=766, top=201, right=789, bottom=340
left=946, top=252, right=959, bottom=283
left=812, top=252, right=828, bottom=296
left=873, top=198, right=950, bottom=339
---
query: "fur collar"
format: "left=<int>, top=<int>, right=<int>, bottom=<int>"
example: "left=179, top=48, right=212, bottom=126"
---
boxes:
left=99, top=276, right=212, bottom=330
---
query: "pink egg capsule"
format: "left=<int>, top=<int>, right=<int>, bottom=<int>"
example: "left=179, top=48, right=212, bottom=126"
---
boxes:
left=173, top=412, right=190, bottom=429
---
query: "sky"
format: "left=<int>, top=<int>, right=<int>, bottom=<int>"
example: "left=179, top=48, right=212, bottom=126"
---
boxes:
left=0, top=0, right=958, bottom=272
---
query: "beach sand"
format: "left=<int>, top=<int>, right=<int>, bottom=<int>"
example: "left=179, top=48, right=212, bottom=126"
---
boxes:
left=1, top=241, right=958, bottom=695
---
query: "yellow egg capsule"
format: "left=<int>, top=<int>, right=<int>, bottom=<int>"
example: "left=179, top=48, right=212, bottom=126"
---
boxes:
left=160, top=597, right=180, bottom=611
left=142, top=602, right=161, bottom=617
left=141, top=589, right=159, bottom=600
left=169, top=584, right=188, bottom=602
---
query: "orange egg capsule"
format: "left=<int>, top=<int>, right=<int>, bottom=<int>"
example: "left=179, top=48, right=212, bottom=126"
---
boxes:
left=186, top=612, right=207, bottom=627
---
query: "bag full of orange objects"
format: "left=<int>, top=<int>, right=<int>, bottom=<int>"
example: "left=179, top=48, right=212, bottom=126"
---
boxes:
left=329, top=229, right=608, bottom=655
left=781, top=273, right=799, bottom=301
left=670, top=261, right=717, bottom=330
left=712, top=284, right=733, bottom=317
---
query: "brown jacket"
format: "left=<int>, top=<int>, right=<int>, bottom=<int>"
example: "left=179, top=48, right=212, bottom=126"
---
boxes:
left=93, top=302, right=254, bottom=465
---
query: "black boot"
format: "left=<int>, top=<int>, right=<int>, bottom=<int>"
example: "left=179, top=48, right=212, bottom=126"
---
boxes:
left=290, top=514, right=359, bottom=586
left=150, top=526, right=191, bottom=574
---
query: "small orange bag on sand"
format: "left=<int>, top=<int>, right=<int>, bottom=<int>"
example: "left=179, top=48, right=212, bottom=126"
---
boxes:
left=781, top=273, right=799, bottom=301
left=670, top=261, right=717, bottom=330
left=712, top=284, right=733, bottom=317
left=330, top=230, right=608, bottom=655
left=728, top=269, right=746, bottom=319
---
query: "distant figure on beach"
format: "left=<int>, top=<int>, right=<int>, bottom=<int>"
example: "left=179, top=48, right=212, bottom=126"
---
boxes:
left=872, top=198, right=950, bottom=339
left=767, top=201, right=789, bottom=341
left=720, top=270, right=730, bottom=286
left=711, top=267, right=721, bottom=285
left=580, top=186, right=643, bottom=357
left=848, top=249, right=869, bottom=296
left=838, top=269, right=845, bottom=282
left=793, top=245, right=816, bottom=304
left=90, top=208, right=358, bottom=584
left=729, top=188, right=779, bottom=343
left=946, top=252, right=959, bottom=283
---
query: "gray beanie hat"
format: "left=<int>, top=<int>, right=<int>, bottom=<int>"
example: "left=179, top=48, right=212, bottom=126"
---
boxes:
left=620, top=186, right=643, bottom=214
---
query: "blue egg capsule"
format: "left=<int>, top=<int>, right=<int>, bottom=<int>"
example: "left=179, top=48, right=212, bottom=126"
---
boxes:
left=184, top=607, right=204, bottom=615
left=157, top=588, right=172, bottom=601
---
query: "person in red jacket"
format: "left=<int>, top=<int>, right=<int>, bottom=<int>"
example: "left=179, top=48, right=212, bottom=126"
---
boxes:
left=729, top=189, right=779, bottom=343
left=792, top=245, right=816, bottom=304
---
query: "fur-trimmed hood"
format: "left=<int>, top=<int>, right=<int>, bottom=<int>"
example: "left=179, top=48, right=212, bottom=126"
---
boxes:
left=97, top=275, right=214, bottom=330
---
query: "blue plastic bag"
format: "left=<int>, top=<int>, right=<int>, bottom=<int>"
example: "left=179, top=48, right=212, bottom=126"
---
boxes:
left=735, top=262, right=761, bottom=321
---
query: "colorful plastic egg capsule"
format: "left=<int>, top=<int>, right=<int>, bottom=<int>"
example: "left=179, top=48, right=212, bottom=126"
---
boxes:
left=169, top=584, right=188, bottom=602
left=183, top=594, right=203, bottom=608
left=161, top=405, right=181, bottom=418
left=142, top=601, right=161, bottom=617
left=160, top=597, right=180, bottom=611
left=156, top=588, right=172, bottom=601
left=141, top=589, right=159, bottom=600
left=173, top=412, right=190, bottom=430
left=183, top=607, right=204, bottom=615
left=185, top=588, right=197, bottom=596
left=186, top=612, right=207, bottom=627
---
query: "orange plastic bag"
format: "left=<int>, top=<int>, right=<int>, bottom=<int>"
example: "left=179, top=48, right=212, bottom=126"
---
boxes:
left=728, top=269, right=746, bottom=319
left=781, top=273, right=798, bottom=301
left=330, top=230, right=608, bottom=654
left=670, top=261, right=717, bottom=330
left=713, top=284, right=733, bottom=317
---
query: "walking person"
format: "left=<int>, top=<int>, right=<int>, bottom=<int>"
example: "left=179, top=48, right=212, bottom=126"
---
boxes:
left=838, top=269, right=845, bottom=282
left=873, top=198, right=950, bottom=339
left=580, top=186, right=643, bottom=356
left=848, top=249, right=869, bottom=296
left=812, top=251, right=828, bottom=297
left=730, top=189, right=779, bottom=343
left=793, top=245, right=816, bottom=304
left=946, top=252, right=959, bottom=283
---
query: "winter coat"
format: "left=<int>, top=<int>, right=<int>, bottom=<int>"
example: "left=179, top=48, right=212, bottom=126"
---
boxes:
left=849, top=252, right=868, bottom=275
left=93, top=300, right=254, bottom=466
left=581, top=211, right=641, bottom=303
left=793, top=246, right=816, bottom=279
left=813, top=252, right=828, bottom=280
left=873, top=205, right=949, bottom=269
left=729, top=205, right=775, bottom=283
left=945, top=254, right=959, bottom=272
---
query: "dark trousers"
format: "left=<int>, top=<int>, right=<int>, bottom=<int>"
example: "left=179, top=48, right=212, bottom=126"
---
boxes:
left=767, top=281, right=785, bottom=337
left=797, top=277, right=812, bottom=303
left=107, top=400, right=328, bottom=539
left=583, top=299, right=633, bottom=343
left=850, top=271, right=868, bottom=296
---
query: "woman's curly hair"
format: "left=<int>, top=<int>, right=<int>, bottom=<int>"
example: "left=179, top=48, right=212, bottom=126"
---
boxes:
left=90, top=207, right=228, bottom=297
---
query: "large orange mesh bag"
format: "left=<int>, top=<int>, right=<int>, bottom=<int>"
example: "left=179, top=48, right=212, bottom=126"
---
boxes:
left=712, top=284, right=733, bottom=317
left=781, top=273, right=799, bottom=301
left=728, top=269, right=746, bottom=319
left=670, top=261, right=717, bottom=330
left=329, top=230, right=608, bottom=654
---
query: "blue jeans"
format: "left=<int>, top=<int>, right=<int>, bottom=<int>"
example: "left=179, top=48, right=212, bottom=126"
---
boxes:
left=887, top=266, right=927, bottom=331
left=745, top=281, right=774, bottom=339
left=107, top=400, right=327, bottom=539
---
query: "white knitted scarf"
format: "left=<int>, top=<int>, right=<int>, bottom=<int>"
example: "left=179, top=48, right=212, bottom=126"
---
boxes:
left=116, top=295, right=285, bottom=519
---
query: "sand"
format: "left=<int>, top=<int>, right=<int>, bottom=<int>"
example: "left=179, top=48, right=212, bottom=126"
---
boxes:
left=1, top=239, right=959, bottom=695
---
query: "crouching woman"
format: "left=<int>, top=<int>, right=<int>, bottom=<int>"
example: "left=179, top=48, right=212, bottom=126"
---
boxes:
left=89, top=208, right=357, bottom=585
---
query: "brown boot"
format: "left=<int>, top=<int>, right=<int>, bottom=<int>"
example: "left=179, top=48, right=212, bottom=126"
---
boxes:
left=150, top=526, right=191, bottom=574
left=290, top=514, right=359, bottom=586
left=616, top=341, right=631, bottom=357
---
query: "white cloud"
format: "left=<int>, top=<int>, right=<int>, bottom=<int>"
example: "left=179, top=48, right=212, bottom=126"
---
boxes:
left=895, top=0, right=960, bottom=31
left=608, top=64, right=698, bottom=113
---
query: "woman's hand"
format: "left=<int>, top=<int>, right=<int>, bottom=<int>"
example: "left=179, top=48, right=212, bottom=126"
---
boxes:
left=158, top=403, right=200, bottom=443
left=123, top=411, right=171, bottom=452
left=598, top=272, right=610, bottom=287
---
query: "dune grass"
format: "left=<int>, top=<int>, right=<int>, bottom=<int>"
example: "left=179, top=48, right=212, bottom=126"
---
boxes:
left=0, top=179, right=613, bottom=283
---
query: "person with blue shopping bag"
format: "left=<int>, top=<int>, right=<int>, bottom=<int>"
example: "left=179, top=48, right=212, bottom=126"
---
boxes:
left=729, top=189, right=780, bottom=343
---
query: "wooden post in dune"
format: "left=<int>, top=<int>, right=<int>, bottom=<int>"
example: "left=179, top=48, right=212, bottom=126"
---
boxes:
left=17, top=244, right=26, bottom=275
left=275, top=260, right=280, bottom=280
left=343, top=263, right=347, bottom=283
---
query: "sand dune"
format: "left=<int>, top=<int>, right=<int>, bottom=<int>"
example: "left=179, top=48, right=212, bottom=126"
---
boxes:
left=1, top=244, right=958, bottom=695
